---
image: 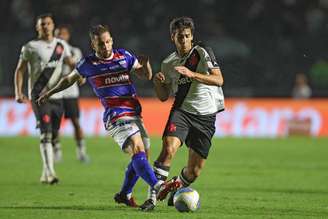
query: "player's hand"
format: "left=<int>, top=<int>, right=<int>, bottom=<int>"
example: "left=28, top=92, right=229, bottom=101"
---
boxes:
left=36, top=92, right=50, bottom=106
left=138, top=55, right=150, bottom=66
left=78, top=77, right=86, bottom=86
left=175, top=66, right=195, bottom=78
left=15, top=93, right=28, bottom=104
left=137, top=55, right=152, bottom=80
left=153, top=72, right=165, bottom=85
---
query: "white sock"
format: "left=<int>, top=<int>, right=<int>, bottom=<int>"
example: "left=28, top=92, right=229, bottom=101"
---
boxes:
left=77, top=139, right=85, bottom=149
left=147, top=186, right=157, bottom=204
left=40, top=143, right=56, bottom=177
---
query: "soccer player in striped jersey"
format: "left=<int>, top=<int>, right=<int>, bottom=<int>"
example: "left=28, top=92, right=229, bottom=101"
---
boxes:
left=140, top=17, right=225, bottom=211
left=14, top=14, right=75, bottom=184
left=37, top=24, right=163, bottom=207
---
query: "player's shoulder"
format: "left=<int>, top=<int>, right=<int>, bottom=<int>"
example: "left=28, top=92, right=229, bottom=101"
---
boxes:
left=194, top=42, right=214, bottom=56
left=70, top=45, right=83, bottom=58
left=23, top=38, right=41, bottom=49
left=115, top=48, right=135, bottom=58
left=71, top=45, right=82, bottom=54
left=76, top=53, right=93, bottom=68
left=55, top=38, right=70, bottom=49
left=162, top=51, right=177, bottom=65
left=194, top=42, right=219, bottom=65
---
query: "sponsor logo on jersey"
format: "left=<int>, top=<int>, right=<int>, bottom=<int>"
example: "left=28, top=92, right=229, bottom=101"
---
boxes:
left=104, top=74, right=129, bottom=85
left=91, top=72, right=130, bottom=88
left=177, top=77, right=193, bottom=85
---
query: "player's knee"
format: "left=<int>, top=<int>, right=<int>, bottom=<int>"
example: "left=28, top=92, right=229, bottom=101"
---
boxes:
left=123, top=138, right=145, bottom=155
left=162, top=139, right=178, bottom=157
left=164, top=146, right=177, bottom=160
left=40, top=132, right=52, bottom=144
left=132, top=143, right=145, bottom=154
left=72, top=118, right=81, bottom=129
left=52, top=131, right=60, bottom=144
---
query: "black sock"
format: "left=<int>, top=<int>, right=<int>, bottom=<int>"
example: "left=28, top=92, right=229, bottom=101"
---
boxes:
left=178, top=167, right=194, bottom=187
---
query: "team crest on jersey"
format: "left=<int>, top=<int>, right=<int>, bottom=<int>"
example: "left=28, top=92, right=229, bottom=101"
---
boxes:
left=55, top=44, right=64, bottom=55
left=188, top=53, right=199, bottom=66
left=119, top=60, right=127, bottom=68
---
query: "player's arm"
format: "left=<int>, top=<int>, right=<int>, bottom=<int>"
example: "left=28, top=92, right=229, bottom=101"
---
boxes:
left=153, top=72, right=170, bottom=101
left=64, top=56, right=86, bottom=85
left=64, top=56, right=76, bottom=70
left=174, top=66, right=224, bottom=86
left=133, top=55, right=152, bottom=80
left=37, top=69, right=82, bottom=105
left=14, top=59, right=28, bottom=103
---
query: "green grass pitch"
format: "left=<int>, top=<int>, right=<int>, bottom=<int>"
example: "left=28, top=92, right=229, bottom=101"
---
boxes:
left=0, top=137, right=328, bottom=219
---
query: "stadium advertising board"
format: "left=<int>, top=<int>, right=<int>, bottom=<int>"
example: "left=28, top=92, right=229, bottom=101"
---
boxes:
left=0, top=98, right=327, bottom=137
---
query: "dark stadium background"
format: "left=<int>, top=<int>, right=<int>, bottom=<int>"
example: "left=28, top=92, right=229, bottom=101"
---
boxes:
left=1, top=0, right=328, bottom=98
left=1, top=1, right=328, bottom=218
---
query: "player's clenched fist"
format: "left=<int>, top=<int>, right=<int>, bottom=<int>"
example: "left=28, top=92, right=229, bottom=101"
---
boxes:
left=153, top=72, right=165, bottom=85
left=36, top=92, right=49, bottom=106
left=15, top=93, right=28, bottom=104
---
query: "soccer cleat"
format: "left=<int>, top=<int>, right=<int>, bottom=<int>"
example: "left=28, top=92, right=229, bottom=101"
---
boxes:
left=47, top=175, right=59, bottom=185
left=139, top=199, right=156, bottom=211
left=156, top=178, right=182, bottom=201
left=114, top=193, right=138, bottom=207
left=167, top=191, right=176, bottom=206
left=40, top=174, right=48, bottom=184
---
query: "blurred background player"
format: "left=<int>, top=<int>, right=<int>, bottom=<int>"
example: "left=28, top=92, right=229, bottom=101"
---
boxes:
left=54, top=25, right=90, bottom=163
left=14, top=13, right=74, bottom=184
left=292, top=72, right=312, bottom=99
left=140, top=17, right=225, bottom=211
left=37, top=24, right=164, bottom=207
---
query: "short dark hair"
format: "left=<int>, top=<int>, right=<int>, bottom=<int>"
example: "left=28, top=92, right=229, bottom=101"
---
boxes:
left=89, top=24, right=110, bottom=40
left=169, top=17, right=195, bottom=35
left=36, top=13, right=54, bottom=24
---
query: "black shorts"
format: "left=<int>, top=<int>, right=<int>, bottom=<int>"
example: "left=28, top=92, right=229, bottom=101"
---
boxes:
left=63, top=98, right=80, bottom=119
left=31, top=99, right=64, bottom=133
left=163, top=109, right=216, bottom=159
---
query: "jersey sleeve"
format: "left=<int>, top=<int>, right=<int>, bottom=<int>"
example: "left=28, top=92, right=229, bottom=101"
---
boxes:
left=75, top=57, right=88, bottom=78
left=122, top=49, right=138, bottom=72
left=19, top=44, right=32, bottom=61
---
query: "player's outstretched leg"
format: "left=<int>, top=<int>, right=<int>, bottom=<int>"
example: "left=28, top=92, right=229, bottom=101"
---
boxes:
left=114, top=161, right=139, bottom=207
left=118, top=133, right=162, bottom=209
left=140, top=136, right=180, bottom=211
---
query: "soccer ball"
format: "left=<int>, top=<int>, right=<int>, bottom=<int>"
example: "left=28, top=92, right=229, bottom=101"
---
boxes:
left=173, top=187, right=200, bottom=212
